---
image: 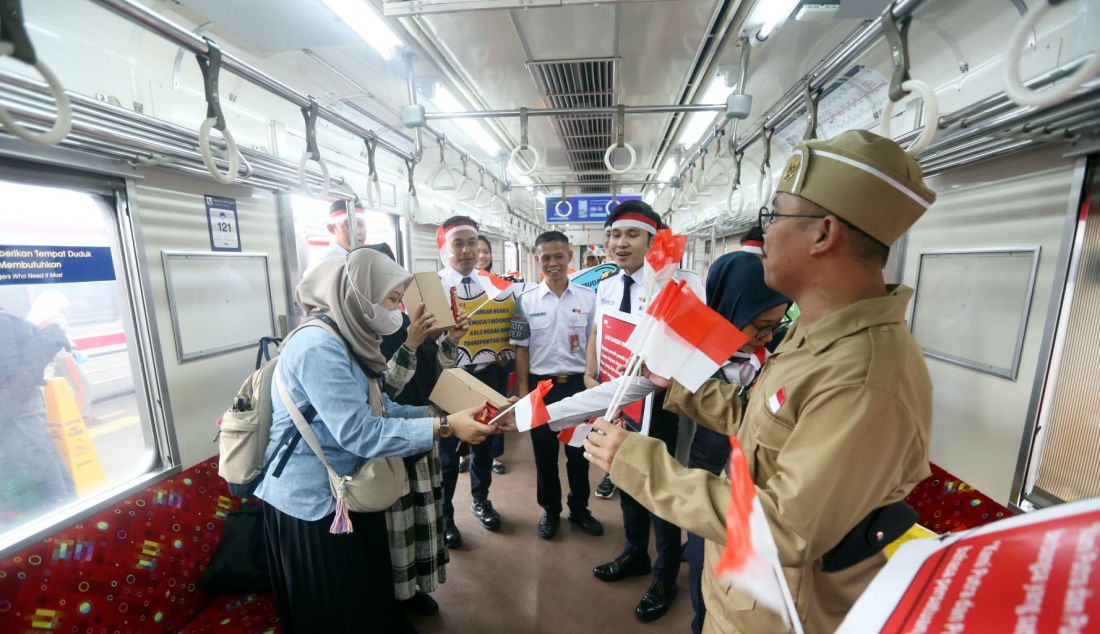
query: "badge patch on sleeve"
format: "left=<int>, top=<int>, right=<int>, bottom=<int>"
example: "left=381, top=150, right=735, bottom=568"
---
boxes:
left=767, top=388, right=786, bottom=414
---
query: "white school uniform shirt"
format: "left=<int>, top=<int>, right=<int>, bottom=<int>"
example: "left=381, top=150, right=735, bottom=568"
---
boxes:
left=509, top=281, right=595, bottom=376
left=594, top=267, right=705, bottom=316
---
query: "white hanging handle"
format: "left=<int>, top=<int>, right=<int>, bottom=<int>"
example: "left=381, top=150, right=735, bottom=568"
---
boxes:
left=603, top=141, right=637, bottom=175
left=508, top=144, right=540, bottom=176
left=298, top=151, right=331, bottom=200
left=1004, top=1, right=1100, bottom=108
left=880, top=79, right=940, bottom=156
left=198, top=118, right=241, bottom=185
left=0, top=52, right=72, bottom=146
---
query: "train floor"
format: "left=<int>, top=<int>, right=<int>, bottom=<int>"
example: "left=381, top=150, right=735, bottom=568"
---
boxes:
left=414, top=431, right=694, bottom=634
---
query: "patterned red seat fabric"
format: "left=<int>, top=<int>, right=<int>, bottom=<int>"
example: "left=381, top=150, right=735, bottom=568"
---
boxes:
left=905, top=462, right=1015, bottom=534
left=0, top=459, right=280, bottom=634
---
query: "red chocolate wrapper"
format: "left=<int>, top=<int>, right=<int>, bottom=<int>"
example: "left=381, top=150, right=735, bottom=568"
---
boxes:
left=474, top=402, right=499, bottom=425
left=449, top=287, right=460, bottom=321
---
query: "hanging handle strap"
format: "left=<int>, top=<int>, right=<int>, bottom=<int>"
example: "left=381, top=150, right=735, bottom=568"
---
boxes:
left=195, top=39, right=240, bottom=184
left=803, top=80, right=819, bottom=141
left=883, top=11, right=912, bottom=102
left=0, top=0, right=36, bottom=64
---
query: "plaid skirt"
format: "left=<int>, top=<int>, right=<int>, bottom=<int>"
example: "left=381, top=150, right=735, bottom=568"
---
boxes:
left=385, top=443, right=448, bottom=600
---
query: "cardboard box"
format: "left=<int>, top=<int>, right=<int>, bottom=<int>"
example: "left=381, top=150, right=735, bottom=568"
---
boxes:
left=403, top=272, right=456, bottom=329
left=429, top=368, right=509, bottom=414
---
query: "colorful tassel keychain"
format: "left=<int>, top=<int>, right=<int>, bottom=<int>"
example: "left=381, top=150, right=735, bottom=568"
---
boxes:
left=329, top=478, right=354, bottom=534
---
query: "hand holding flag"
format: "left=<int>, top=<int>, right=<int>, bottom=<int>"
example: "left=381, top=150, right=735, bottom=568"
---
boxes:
left=487, top=380, right=552, bottom=432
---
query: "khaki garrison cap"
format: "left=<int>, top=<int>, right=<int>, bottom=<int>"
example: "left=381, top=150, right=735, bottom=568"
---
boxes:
left=775, top=129, right=936, bottom=246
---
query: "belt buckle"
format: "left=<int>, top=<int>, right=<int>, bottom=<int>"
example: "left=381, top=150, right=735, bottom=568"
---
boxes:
left=556, top=375, right=569, bottom=384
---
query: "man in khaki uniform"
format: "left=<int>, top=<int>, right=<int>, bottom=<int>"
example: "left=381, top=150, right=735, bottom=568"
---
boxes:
left=583, top=130, right=936, bottom=633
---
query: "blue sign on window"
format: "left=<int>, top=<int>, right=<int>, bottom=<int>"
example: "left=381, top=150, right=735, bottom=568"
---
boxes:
left=545, top=195, right=643, bottom=223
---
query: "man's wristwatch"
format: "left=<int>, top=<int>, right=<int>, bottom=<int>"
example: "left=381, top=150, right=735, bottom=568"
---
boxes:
left=438, top=414, right=453, bottom=438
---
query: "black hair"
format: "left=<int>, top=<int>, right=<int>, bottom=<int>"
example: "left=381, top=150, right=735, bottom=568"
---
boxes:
left=534, top=230, right=570, bottom=249
left=741, top=225, right=764, bottom=244
left=443, top=215, right=479, bottom=231
left=604, top=200, right=661, bottom=230
left=329, top=199, right=365, bottom=214
left=477, top=235, right=493, bottom=272
left=797, top=197, right=889, bottom=266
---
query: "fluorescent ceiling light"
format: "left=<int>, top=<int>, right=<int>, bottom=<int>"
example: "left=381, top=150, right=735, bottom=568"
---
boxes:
left=679, top=76, right=731, bottom=150
left=507, top=170, right=533, bottom=186
left=431, top=86, right=501, bottom=156
left=643, top=190, right=656, bottom=204
left=657, top=157, right=677, bottom=182
left=321, top=0, right=403, bottom=60
left=745, top=0, right=800, bottom=43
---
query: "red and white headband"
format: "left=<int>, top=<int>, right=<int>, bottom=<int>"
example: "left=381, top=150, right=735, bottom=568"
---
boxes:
left=440, top=222, right=478, bottom=246
left=327, top=207, right=365, bottom=225
left=610, top=212, right=658, bottom=235
left=740, top=239, right=763, bottom=255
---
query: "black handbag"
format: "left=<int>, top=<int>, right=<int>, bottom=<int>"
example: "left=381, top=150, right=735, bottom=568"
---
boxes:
left=821, top=500, right=919, bottom=573
left=197, top=503, right=271, bottom=594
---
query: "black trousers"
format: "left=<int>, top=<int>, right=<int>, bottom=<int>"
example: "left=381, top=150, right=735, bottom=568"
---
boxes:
left=529, top=374, right=590, bottom=515
left=263, top=504, right=404, bottom=634
left=686, top=425, right=730, bottom=633
left=620, top=391, right=682, bottom=583
left=438, top=364, right=507, bottom=519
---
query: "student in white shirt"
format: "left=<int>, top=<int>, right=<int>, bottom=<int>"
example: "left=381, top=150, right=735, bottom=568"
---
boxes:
left=321, top=199, right=367, bottom=261
left=509, top=231, right=604, bottom=541
left=585, top=201, right=702, bottom=624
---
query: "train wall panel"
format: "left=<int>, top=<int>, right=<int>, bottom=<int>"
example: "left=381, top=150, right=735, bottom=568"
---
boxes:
left=901, top=145, right=1078, bottom=505
left=133, top=169, right=289, bottom=470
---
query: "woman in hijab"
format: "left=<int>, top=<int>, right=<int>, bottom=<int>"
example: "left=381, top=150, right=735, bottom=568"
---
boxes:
left=682, top=251, right=790, bottom=634
left=255, top=248, right=497, bottom=634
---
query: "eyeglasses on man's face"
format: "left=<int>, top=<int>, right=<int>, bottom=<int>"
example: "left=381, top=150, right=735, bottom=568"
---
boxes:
left=757, top=206, right=827, bottom=234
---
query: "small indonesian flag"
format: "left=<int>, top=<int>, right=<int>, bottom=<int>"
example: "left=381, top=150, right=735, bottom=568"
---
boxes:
left=515, top=380, right=553, bottom=432
left=749, top=347, right=768, bottom=373
left=643, top=229, right=687, bottom=295
left=716, top=437, right=794, bottom=625
left=626, top=280, right=750, bottom=391
left=557, top=422, right=592, bottom=447
left=768, top=388, right=786, bottom=414
left=477, top=269, right=513, bottom=295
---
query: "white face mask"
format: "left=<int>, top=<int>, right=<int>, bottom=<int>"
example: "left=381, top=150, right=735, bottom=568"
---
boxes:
left=363, top=304, right=404, bottom=336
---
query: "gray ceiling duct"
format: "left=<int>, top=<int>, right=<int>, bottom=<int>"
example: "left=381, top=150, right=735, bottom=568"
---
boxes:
left=527, top=58, right=619, bottom=193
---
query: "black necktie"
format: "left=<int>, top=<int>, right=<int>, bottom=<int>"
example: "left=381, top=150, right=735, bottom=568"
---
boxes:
left=460, top=276, right=474, bottom=296
left=619, top=275, right=634, bottom=314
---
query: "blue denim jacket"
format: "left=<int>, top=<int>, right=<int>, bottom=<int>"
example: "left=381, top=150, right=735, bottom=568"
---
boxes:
left=254, top=326, right=434, bottom=521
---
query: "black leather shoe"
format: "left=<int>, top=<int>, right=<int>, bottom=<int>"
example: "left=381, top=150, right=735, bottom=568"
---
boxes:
left=492, top=460, right=507, bottom=475
left=537, top=512, right=560, bottom=540
left=400, top=591, right=439, bottom=616
left=444, top=521, right=462, bottom=549
left=635, top=579, right=678, bottom=623
left=592, top=552, right=651, bottom=582
left=471, top=499, right=502, bottom=531
left=567, top=509, right=604, bottom=536
left=594, top=474, right=616, bottom=499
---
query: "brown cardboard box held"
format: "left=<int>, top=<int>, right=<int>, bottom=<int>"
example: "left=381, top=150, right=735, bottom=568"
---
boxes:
left=403, top=272, right=456, bottom=329
left=429, top=369, right=509, bottom=414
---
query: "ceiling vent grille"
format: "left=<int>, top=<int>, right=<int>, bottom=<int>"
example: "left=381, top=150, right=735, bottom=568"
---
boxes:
left=528, top=58, right=619, bottom=193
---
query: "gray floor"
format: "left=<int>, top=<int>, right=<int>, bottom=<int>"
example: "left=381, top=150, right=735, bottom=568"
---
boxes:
left=414, top=431, right=694, bottom=634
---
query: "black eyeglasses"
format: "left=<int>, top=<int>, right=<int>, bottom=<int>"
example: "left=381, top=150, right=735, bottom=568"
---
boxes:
left=747, top=316, right=792, bottom=339
left=757, top=206, right=827, bottom=233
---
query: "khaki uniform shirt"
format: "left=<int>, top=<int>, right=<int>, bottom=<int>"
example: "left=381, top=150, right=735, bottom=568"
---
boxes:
left=610, top=286, right=932, bottom=634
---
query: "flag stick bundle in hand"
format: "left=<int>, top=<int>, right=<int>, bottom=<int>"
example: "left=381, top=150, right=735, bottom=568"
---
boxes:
left=717, top=437, right=804, bottom=634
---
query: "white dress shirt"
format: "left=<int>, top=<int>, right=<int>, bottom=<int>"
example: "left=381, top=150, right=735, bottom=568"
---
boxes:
left=594, top=266, right=705, bottom=315
left=510, top=281, right=595, bottom=376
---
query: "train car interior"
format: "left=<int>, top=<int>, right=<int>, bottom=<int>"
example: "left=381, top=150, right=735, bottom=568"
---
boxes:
left=1, top=0, right=1098, bottom=631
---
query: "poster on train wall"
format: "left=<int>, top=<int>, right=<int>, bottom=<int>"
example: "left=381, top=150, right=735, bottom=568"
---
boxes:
left=205, top=195, right=241, bottom=252
left=597, top=309, right=652, bottom=436
left=0, top=245, right=116, bottom=286
left=838, top=497, right=1100, bottom=634
left=454, top=292, right=517, bottom=368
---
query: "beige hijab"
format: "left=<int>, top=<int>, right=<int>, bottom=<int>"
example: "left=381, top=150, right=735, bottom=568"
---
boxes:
left=296, top=247, right=412, bottom=376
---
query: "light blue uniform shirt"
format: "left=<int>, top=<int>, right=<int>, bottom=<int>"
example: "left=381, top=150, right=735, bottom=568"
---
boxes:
left=254, top=326, right=434, bottom=521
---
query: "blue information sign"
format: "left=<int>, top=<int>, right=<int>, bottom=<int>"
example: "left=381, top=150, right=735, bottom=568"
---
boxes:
left=545, top=194, right=643, bottom=223
left=0, top=245, right=116, bottom=286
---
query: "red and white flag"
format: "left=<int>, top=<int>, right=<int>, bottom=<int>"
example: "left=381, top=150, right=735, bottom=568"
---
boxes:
left=768, top=388, right=786, bottom=414
left=716, top=437, right=797, bottom=627
left=476, top=269, right=514, bottom=297
left=557, top=422, right=592, bottom=447
left=626, top=280, right=750, bottom=391
left=643, top=229, right=687, bottom=296
left=514, top=379, right=553, bottom=432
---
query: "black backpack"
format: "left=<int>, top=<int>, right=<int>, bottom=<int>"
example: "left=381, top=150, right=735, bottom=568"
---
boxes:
left=0, top=310, right=70, bottom=405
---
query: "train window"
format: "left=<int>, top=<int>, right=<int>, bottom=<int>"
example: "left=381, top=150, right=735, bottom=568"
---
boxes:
left=0, top=179, right=158, bottom=551
left=289, top=195, right=401, bottom=277
left=504, top=240, right=519, bottom=275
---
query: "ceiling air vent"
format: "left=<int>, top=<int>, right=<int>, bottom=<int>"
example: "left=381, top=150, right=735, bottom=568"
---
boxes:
left=528, top=58, right=620, bottom=193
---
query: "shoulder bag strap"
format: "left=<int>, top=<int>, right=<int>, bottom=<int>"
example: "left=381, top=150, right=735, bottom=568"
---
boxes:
left=275, top=374, right=341, bottom=479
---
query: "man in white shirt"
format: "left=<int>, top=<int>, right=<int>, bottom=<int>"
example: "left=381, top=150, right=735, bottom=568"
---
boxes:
left=509, top=231, right=604, bottom=541
left=585, top=201, right=703, bottom=623
left=321, top=199, right=367, bottom=260
left=436, top=215, right=509, bottom=546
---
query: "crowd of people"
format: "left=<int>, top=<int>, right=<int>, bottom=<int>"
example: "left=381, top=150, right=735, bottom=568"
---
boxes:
left=253, top=129, right=936, bottom=634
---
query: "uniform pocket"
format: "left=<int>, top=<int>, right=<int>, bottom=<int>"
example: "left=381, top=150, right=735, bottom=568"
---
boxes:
left=753, top=409, right=794, bottom=451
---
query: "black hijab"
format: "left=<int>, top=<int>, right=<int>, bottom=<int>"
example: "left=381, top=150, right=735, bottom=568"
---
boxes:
left=705, top=252, right=791, bottom=330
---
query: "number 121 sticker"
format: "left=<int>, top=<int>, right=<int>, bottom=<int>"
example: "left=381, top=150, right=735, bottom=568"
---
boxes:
left=205, top=195, right=241, bottom=252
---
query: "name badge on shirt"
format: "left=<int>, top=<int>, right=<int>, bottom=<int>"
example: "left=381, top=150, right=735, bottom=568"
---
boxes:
left=570, top=333, right=581, bottom=353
